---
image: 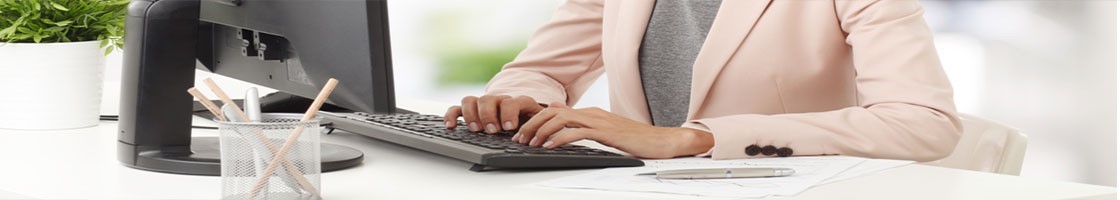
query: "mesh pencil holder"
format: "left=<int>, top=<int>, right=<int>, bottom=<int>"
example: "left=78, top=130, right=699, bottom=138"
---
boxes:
left=219, top=113, right=322, bottom=200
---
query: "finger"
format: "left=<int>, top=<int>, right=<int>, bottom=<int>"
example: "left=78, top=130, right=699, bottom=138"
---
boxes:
left=549, top=101, right=569, bottom=109
left=500, top=96, right=540, bottom=131
left=530, top=113, right=581, bottom=146
left=460, top=96, right=482, bottom=132
left=507, top=97, right=534, bottom=140
left=443, top=106, right=462, bottom=129
left=543, top=129, right=597, bottom=149
left=498, top=98, right=523, bottom=131
left=477, top=95, right=509, bottom=134
left=517, top=107, right=561, bottom=144
left=519, top=96, right=547, bottom=115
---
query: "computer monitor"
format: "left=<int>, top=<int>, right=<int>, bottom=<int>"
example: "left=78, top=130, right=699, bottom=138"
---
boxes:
left=118, top=0, right=393, bottom=175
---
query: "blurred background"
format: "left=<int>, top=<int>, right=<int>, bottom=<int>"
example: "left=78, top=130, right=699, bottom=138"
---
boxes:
left=101, top=0, right=1117, bottom=187
left=385, top=0, right=1120, bottom=185
left=384, top=0, right=1119, bottom=187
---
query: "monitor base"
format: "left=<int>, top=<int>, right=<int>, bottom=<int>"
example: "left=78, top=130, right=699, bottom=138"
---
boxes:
left=120, top=137, right=363, bottom=176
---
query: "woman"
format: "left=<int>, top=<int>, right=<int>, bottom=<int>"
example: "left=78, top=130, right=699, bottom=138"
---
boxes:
left=443, top=0, right=962, bottom=161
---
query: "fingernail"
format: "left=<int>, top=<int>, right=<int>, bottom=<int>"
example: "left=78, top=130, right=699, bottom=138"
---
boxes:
left=529, top=137, right=539, bottom=146
left=543, top=141, right=554, bottom=148
left=486, top=123, right=498, bottom=133
left=469, top=122, right=480, bottom=132
left=511, top=134, right=520, bottom=141
left=445, top=121, right=454, bottom=128
left=503, top=121, right=514, bottom=130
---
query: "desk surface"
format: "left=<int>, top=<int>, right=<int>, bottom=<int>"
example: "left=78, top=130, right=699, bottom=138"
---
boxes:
left=0, top=100, right=1114, bottom=200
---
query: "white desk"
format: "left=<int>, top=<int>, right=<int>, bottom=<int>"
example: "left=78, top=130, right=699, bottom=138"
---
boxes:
left=0, top=100, right=1115, bottom=200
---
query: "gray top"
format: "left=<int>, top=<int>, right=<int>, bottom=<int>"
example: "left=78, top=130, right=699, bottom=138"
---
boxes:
left=638, top=0, right=722, bottom=127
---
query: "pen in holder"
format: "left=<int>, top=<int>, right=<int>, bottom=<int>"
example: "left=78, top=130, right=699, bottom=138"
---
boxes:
left=219, top=113, right=322, bottom=200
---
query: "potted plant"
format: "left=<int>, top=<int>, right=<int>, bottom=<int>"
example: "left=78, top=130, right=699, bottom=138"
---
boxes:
left=0, top=0, right=127, bottom=130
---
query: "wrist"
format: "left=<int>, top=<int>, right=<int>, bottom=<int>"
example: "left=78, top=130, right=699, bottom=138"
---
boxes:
left=674, top=127, right=715, bottom=156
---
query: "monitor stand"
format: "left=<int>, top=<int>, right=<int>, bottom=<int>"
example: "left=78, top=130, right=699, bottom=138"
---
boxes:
left=121, top=93, right=367, bottom=176
left=121, top=137, right=364, bottom=176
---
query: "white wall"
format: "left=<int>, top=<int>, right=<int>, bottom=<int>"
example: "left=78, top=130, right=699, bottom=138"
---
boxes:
left=923, top=1, right=1116, bottom=186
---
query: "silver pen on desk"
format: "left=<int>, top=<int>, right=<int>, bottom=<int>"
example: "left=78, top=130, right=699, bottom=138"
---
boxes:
left=636, top=167, right=795, bottom=179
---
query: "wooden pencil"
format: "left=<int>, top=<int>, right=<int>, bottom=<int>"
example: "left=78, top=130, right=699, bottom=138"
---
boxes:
left=200, top=78, right=322, bottom=198
left=247, top=78, right=338, bottom=199
left=186, top=87, right=226, bottom=121
left=201, top=78, right=251, bottom=121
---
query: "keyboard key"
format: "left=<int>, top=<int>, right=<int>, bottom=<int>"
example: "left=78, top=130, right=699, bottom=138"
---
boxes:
left=358, top=113, right=635, bottom=157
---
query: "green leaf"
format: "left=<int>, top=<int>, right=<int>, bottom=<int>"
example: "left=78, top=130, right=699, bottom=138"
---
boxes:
left=16, top=27, right=32, bottom=34
left=54, top=20, right=71, bottom=26
left=49, top=2, right=68, bottom=11
left=43, top=26, right=64, bottom=32
left=11, top=33, right=31, bottom=40
left=32, top=34, right=44, bottom=43
left=108, top=0, right=129, bottom=6
left=0, top=0, right=126, bottom=44
left=0, top=25, right=16, bottom=36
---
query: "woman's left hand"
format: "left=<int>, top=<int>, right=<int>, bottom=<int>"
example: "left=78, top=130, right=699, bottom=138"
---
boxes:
left=514, top=102, right=714, bottom=159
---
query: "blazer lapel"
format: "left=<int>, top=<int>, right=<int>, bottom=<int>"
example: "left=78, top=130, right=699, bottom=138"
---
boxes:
left=687, top=0, right=773, bottom=120
left=606, top=0, right=655, bottom=124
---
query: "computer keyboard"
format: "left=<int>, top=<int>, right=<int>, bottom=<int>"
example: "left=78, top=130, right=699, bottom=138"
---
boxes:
left=320, top=112, right=645, bottom=171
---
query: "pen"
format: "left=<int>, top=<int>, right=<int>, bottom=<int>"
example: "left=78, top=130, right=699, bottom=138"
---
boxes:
left=636, top=167, right=795, bottom=179
left=245, top=87, right=262, bottom=122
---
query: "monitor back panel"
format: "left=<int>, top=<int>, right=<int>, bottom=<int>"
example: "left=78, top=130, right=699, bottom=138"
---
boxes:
left=195, top=0, right=395, bottom=113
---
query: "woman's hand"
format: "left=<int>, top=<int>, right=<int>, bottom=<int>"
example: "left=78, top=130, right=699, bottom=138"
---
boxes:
left=443, top=95, right=546, bottom=134
left=515, top=103, right=715, bottom=159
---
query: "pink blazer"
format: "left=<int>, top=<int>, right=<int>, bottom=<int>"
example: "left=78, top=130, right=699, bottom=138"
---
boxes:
left=483, top=0, right=962, bottom=161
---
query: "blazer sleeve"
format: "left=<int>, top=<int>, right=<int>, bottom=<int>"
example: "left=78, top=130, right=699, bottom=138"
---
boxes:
left=691, top=0, right=963, bottom=162
left=482, top=0, right=606, bottom=105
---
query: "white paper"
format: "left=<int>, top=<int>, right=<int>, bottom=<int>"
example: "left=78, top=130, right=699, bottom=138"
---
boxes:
left=819, top=158, right=913, bottom=185
left=534, top=156, right=868, bottom=198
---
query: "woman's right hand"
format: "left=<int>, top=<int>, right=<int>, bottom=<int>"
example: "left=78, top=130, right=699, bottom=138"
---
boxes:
left=443, top=95, right=548, bottom=134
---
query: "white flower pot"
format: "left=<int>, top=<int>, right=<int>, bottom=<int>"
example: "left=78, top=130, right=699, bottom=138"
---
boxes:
left=0, top=41, right=105, bottom=130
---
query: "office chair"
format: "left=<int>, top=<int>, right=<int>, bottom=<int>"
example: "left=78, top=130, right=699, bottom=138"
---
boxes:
left=924, top=113, right=1028, bottom=175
